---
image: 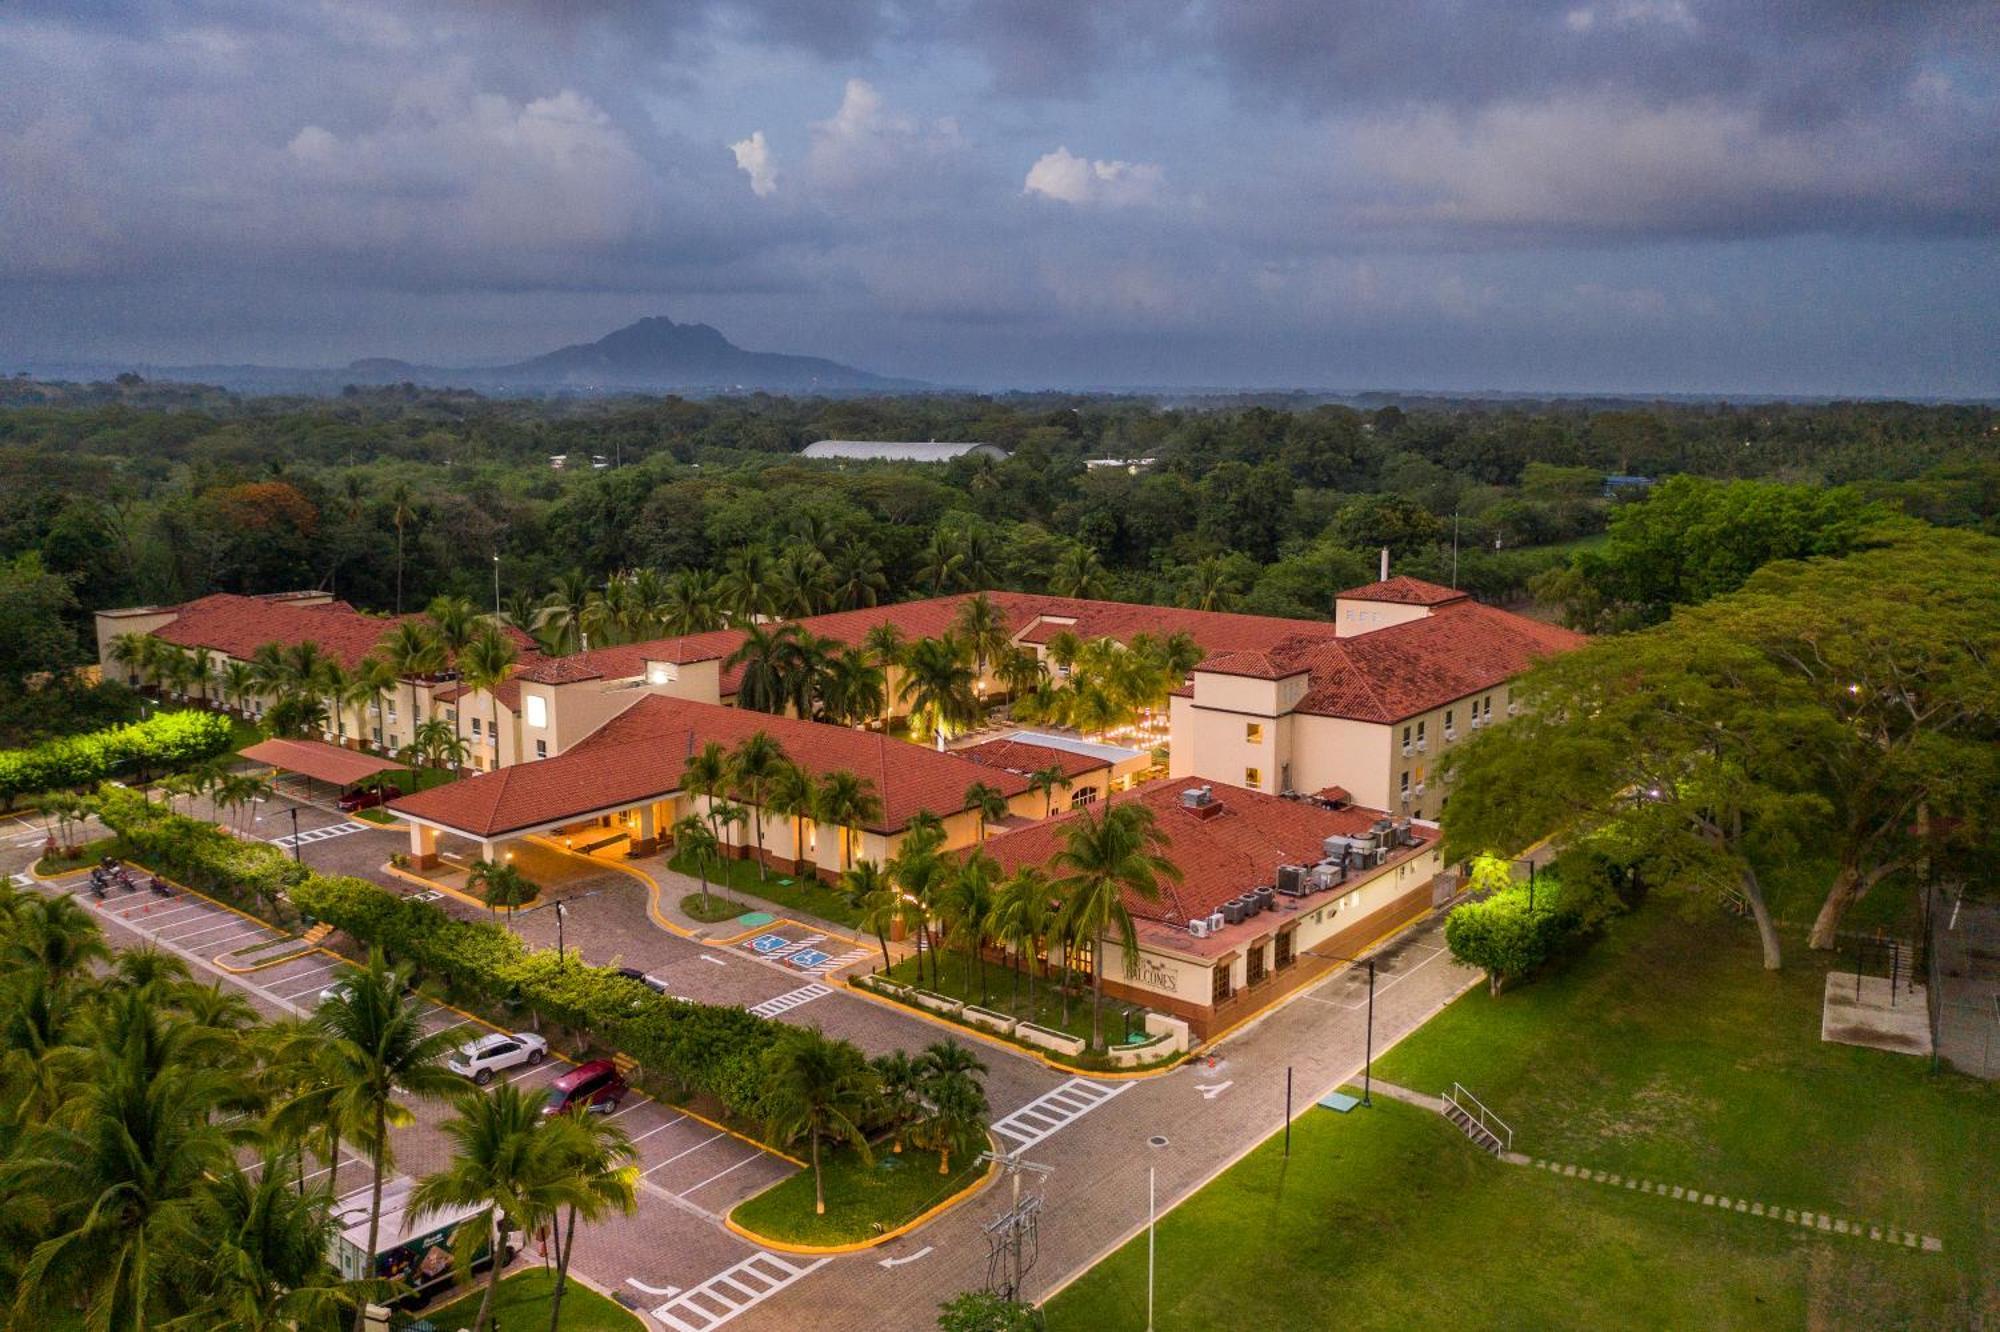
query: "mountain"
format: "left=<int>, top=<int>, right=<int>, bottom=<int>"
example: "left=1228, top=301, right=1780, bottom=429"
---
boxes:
left=477, top=316, right=912, bottom=392
left=31, top=316, right=921, bottom=397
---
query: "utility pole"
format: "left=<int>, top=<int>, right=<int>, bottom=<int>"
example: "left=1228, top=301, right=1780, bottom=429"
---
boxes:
left=978, top=1148, right=1054, bottom=1305
left=1147, top=1166, right=1157, bottom=1331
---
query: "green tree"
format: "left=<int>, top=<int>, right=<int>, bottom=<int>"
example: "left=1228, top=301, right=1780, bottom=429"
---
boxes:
left=731, top=731, right=789, bottom=879
left=459, top=625, right=518, bottom=771
left=814, top=769, right=881, bottom=873
left=962, top=781, right=1009, bottom=843
left=759, top=1027, right=879, bottom=1216
left=673, top=815, right=720, bottom=913
left=900, top=635, right=979, bottom=749
left=1051, top=802, right=1182, bottom=1051
left=937, top=1289, right=1039, bottom=1331
left=466, top=858, right=536, bottom=929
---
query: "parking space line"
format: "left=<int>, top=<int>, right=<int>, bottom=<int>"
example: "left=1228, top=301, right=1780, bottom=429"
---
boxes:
left=192, top=929, right=270, bottom=955
left=626, top=1114, right=689, bottom=1146
left=642, top=1130, right=727, bottom=1176
left=678, top=1151, right=763, bottom=1198
left=161, top=918, right=263, bottom=943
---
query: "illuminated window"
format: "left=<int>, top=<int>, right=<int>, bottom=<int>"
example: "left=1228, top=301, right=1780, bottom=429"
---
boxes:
left=1245, top=766, right=1262, bottom=789
left=534, top=739, right=547, bottom=759
left=1245, top=722, right=1264, bottom=744
left=525, top=694, right=548, bottom=728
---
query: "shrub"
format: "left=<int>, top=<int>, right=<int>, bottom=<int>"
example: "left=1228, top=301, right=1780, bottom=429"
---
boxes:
left=94, top=783, right=307, bottom=920
left=937, top=1291, right=1039, bottom=1332
left=0, top=710, right=232, bottom=807
left=1444, top=875, right=1591, bottom=997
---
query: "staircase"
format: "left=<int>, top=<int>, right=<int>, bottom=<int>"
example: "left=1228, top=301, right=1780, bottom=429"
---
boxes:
left=301, top=922, right=334, bottom=946
left=612, top=1053, right=640, bottom=1080
left=1441, top=1082, right=1512, bottom=1156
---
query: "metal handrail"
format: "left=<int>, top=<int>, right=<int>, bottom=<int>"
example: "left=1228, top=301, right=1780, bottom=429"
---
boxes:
left=1446, top=1081, right=1513, bottom=1152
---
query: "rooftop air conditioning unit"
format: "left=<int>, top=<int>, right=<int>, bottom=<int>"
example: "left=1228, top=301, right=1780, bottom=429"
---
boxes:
left=1180, top=785, right=1215, bottom=810
left=1276, top=864, right=1308, bottom=897
left=1222, top=898, right=1247, bottom=925
left=1392, top=817, right=1412, bottom=845
left=1253, top=886, right=1276, bottom=912
left=1207, top=911, right=1226, bottom=933
left=1508, top=702, right=1521, bottom=716
left=1188, top=917, right=1211, bottom=939
left=1373, top=845, right=1389, bottom=866
left=1322, top=835, right=1350, bottom=861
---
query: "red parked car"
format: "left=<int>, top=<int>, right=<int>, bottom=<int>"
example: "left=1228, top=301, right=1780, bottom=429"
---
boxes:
left=337, top=784, right=403, bottom=812
left=542, top=1059, right=628, bottom=1117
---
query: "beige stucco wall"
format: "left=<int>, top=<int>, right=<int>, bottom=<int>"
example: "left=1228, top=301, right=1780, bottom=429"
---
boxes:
left=1383, top=683, right=1511, bottom=820
left=1333, top=597, right=1432, bottom=637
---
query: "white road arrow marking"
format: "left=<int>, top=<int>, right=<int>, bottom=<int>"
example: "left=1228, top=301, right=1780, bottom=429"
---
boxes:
left=1196, top=1081, right=1234, bottom=1100
left=878, top=1246, right=934, bottom=1268
left=625, top=1278, right=681, bottom=1296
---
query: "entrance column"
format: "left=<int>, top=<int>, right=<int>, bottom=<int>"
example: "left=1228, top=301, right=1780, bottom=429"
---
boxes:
left=409, top=823, right=439, bottom=871
left=631, top=803, right=658, bottom=856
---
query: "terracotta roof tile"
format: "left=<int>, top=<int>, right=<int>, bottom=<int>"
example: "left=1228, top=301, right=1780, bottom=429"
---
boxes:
left=512, top=629, right=749, bottom=689
left=147, top=593, right=536, bottom=673
left=956, top=738, right=1107, bottom=781
left=1334, top=576, right=1471, bottom=606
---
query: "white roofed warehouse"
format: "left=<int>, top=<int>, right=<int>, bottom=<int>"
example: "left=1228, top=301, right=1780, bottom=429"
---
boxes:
left=800, top=440, right=1008, bottom=463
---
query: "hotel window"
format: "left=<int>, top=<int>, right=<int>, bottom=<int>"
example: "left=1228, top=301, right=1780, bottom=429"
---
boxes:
left=1445, top=708, right=1455, bottom=731
left=1245, top=722, right=1264, bottom=744
left=371, top=726, right=382, bottom=743
left=535, top=739, right=547, bottom=759
left=1246, top=945, right=1267, bottom=987
left=1276, top=929, right=1296, bottom=970
left=1244, top=766, right=1262, bottom=789
left=1070, top=787, right=1098, bottom=809
left=1212, top=964, right=1233, bottom=1004
left=524, top=694, right=548, bottom=728
left=1402, top=724, right=1411, bottom=746
left=1416, top=720, right=1426, bottom=744
left=470, top=717, right=482, bottom=737
left=1400, top=771, right=1411, bottom=798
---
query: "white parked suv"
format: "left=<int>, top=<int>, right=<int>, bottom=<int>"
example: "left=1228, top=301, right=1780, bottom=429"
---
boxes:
left=448, top=1031, right=549, bottom=1085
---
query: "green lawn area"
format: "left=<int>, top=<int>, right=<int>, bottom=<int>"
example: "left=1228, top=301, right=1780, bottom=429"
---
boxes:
left=730, top=1141, right=984, bottom=1246
left=1048, top=898, right=1998, bottom=1329
left=30, top=834, right=121, bottom=876
left=679, top=892, right=758, bottom=923
left=414, top=1268, right=642, bottom=1330
left=669, top=850, right=861, bottom=927
left=226, top=716, right=266, bottom=753
left=883, top=948, right=1143, bottom=1047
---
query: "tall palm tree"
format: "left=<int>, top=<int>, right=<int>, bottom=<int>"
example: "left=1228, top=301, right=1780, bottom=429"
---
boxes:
left=1181, top=555, right=1238, bottom=611
left=729, top=731, right=789, bottom=879
left=995, top=647, right=1044, bottom=702
left=316, top=660, right=355, bottom=743
left=758, top=1027, right=879, bottom=1216
left=409, top=1085, right=574, bottom=1332
left=412, top=717, right=469, bottom=775
left=387, top=481, right=416, bottom=614
left=168, top=1158, right=348, bottom=1332
left=861, top=621, right=908, bottom=729
left=535, top=571, right=592, bottom=653
left=778, top=629, right=840, bottom=721
left=540, top=1111, right=639, bottom=1332
left=913, top=1041, right=989, bottom=1174
left=900, top=635, right=980, bottom=750
left=821, top=646, right=886, bottom=728
left=108, top=631, right=154, bottom=691
left=672, top=816, right=720, bottom=912
left=941, top=850, right=1000, bottom=1006
left=952, top=593, right=1011, bottom=684
left=994, top=867, right=1056, bottom=1014
left=466, top=859, right=535, bottom=930
left=1027, top=763, right=1071, bottom=818
left=459, top=626, right=518, bottom=771
left=869, top=1050, right=923, bottom=1154
left=680, top=740, right=731, bottom=852
left=839, top=859, right=898, bottom=972
left=624, top=567, right=673, bottom=640
left=771, top=544, right=833, bottom=618
left=813, top=770, right=881, bottom=873
left=717, top=545, right=778, bottom=625
left=661, top=569, right=724, bottom=635
left=291, top=951, right=463, bottom=1332
left=1051, top=802, right=1182, bottom=1051
left=828, top=546, right=887, bottom=610
left=724, top=622, right=798, bottom=715
left=352, top=655, right=396, bottom=751
left=381, top=621, right=442, bottom=748
left=886, top=818, right=950, bottom=990
left=1051, top=546, right=1110, bottom=599
left=962, top=781, right=1009, bottom=843
left=8, top=892, right=111, bottom=988
left=425, top=595, right=479, bottom=744
left=916, top=527, right=967, bottom=594
left=188, top=647, right=215, bottom=705
left=222, top=660, right=257, bottom=717
left=764, top=762, right=816, bottom=874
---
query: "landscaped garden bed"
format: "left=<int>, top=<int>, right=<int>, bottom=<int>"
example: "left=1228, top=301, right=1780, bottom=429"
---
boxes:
left=413, top=1269, right=642, bottom=1331
left=730, top=1140, right=989, bottom=1248
left=669, top=849, right=861, bottom=927
left=30, top=834, right=122, bottom=877
left=680, top=892, right=759, bottom=923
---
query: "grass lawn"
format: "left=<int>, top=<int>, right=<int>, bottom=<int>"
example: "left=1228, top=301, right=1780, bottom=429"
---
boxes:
left=730, top=1141, right=984, bottom=1246
left=679, top=892, right=758, bottom=923
left=416, top=1268, right=642, bottom=1331
left=30, top=834, right=121, bottom=877
left=669, top=850, right=861, bottom=927
left=1048, top=898, right=1998, bottom=1329
left=226, top=716, right=266, bottom=753
left=883, top=948, right=1143, bottom=1047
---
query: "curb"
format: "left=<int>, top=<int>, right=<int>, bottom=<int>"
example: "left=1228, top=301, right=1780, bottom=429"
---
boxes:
left=381, top=861, right=545, bottom=917
left=723, top=1131, right=1001, bottom=1255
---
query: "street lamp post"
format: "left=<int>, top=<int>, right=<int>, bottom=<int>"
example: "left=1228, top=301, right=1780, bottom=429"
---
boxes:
left=491, top=553, right=502, bottom=618
left=554, top=898, right=566, bottom=968
left=286, top=806, right=303, bottom=866
left=1316, top=951, right=1378, bottom=1107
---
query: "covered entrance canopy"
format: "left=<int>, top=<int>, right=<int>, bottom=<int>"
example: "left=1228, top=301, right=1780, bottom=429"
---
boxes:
left=239, top=737, right=406, bottom=789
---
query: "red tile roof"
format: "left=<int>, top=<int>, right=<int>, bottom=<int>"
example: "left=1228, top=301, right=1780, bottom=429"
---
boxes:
left=389, top=694, right=1031, bottom=838
left=789, top=593, right=1344, bottom=657
left=1335, top=576, right=1470, bottom=607
left=238, top=737, right=406, bottom=787
left=956, top=738, right=1108, bottom=782
left=147, top=593, right=537, bottom=673
left=511, top=629, right=750, bottom=690
left=1195, top=601, right=1582, bottom=722
left=979, top=777, right=1433, bottom=956
left=436, top=678, right=522, bottom=713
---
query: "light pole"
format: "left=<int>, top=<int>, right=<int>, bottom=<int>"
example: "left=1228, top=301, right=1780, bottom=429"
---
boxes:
left=554, top=898, right=566, bottom=968
left=1317, top=951, right=1378, bottom=1106
left=492, top=553, right=502, bottom=618
left=286, top=806, right=303, bottom=866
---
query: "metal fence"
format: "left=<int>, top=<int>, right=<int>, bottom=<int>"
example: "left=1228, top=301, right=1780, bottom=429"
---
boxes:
left=1926, top=882, right=2000, bottom=1079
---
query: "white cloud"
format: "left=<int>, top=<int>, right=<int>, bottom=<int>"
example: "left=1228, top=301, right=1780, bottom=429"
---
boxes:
left=806, top=79, right=964, bottom=193
left=1023, top=146, right=1164, bottom=207
left=1564, top=2, right=1697, bottom=34
left=730, top=129, right=778, bottom=197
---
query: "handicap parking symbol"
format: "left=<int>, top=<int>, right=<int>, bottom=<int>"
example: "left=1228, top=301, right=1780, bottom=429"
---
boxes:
left=747, top=933, right=791, bottom=954
left=789, top=949, right=832, bottom=970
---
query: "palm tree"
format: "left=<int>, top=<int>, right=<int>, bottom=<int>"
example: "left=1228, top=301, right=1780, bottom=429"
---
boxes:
left=759, top=1027, right=879, bottom=1216
left=994, top=868, right=1056, bottom=1014
left=680, top=739, right=731, bottom=848
left=887, top=819, right=950, bottom=990
left=409, top=1085, right=581, bottom=1332
left=8, top=892, right=111, bottom=988
left=662, top=569, right=724, bottom=635
left=108, top=631, right=154, bottom=691
left=316, top=660, right=355, bottom=743
left=730, top=731, right=788, bottom=879
left=771, top=544, right=833, bottom=617
left=717, top=545, right=778, bottom=624
left=170, top=1159, right=348, bottom=1332
left=828, top=546, right=888, bottom=610
left=952, top=593, right=1011, bottom=684
left=963, top=781, right=1009, bottom=843
left=382, top=620, right=442, bottom=748
left=941, top=851, right=1000, bottom=1005
left=779, top=629, right=840, bottom=722
left=460, top=626, right=518, bottom=771
left=995, top=647, right=1043, bottom=702
left=412, top=716, right=469, bottom=774
left=861, top=621, right=908, bottom=728
left=353, top=655, right=396, bottom=750
left=916, top=527, right=967, bottom=594
left=821, top=646, right=886, bottom=728
left=222, top=660, right=257, bottom=717
left=765, top=762, right=816, bottom=875
left=672, top=816, right=720, bottom=912
left=1052, top=802, right=1182, bottom=1051
left=466, top=858, right=536, bottom=929
left=913, top=1041, right=988, bottom=1174
left=813, top=769, right=880, bottom=873
left=387, top=481, right=416, bottom=613
left=900, top=635, right=980, bottom=750
left=840, top=859, right=898, bottom=972
left=535, top=571, right=592, bottom=653
left=426, top=595, right=480, bottom=743
left=540, top=1111, right=639, bottom=1332
left=869, top=1050, right=923, bottom=1154
left=1027, top=763, right=1071, bottom=818
left=291, top=951, right=464, bottom=1332
left=188, top=646, right=215, bottom=704
left=725, top=622, right=798, bottom=714
left=1181, top=555, right=1238, bottom=611
left=1051, top=546, right=1109, bottom=598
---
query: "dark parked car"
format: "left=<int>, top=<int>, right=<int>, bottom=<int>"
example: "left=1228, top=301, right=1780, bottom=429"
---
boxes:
left=542, top=1059, right=628, bottom=1116
left=617, top=965, right=671, bottom=995
left=337, top=784, right=403, bottom=813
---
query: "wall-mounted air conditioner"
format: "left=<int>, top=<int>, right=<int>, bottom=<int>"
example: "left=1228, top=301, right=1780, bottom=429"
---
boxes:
left=1416, top=739, right=1428, bottom=753
left=1188, top=917, right=1211, bottom=939
left=1401, top=743, right=1413, bottom=757
left=1413, top=782, right=1425, bottom=796
left=1443, top=729, right=1457, bottom=742
left=1207, top=911, right=1226, bottom=932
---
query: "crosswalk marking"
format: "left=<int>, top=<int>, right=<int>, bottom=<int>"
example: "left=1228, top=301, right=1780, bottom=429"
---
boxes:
left=649, top=1252, right=828, bottom=1332
left=991, top=1077, right=1131, bottom=1153
left=748, top=983, right=831, bottom=1018
left=269, top=821, right=369, bottom=849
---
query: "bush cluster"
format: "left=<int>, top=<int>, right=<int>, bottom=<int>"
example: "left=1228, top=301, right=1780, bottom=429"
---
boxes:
left=1443, top=875, right=1590, bottom=997
left=0, top=710, right=232, bottom=806
left=288, top=872, right=783, bottom=1122
left=94, top=784, right=307, bottom=919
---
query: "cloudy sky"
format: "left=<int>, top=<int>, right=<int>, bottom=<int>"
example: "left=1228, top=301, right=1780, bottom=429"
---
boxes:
left=2, top=1, right=1995, bottom=394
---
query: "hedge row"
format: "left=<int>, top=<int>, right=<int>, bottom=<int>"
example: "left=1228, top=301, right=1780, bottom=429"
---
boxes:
left=95, top=784, right=308, bottom=920
left=0, top=710, right=233, bottom=805
left=288, top=873, right=784, bottom=1122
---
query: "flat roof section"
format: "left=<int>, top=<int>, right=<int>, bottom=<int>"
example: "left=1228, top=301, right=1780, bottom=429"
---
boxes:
left=1003, top=731, right=1146, bottom=764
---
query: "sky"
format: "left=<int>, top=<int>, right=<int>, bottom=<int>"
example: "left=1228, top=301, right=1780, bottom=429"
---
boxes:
left=1, top=0, right=1995, bottom=395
